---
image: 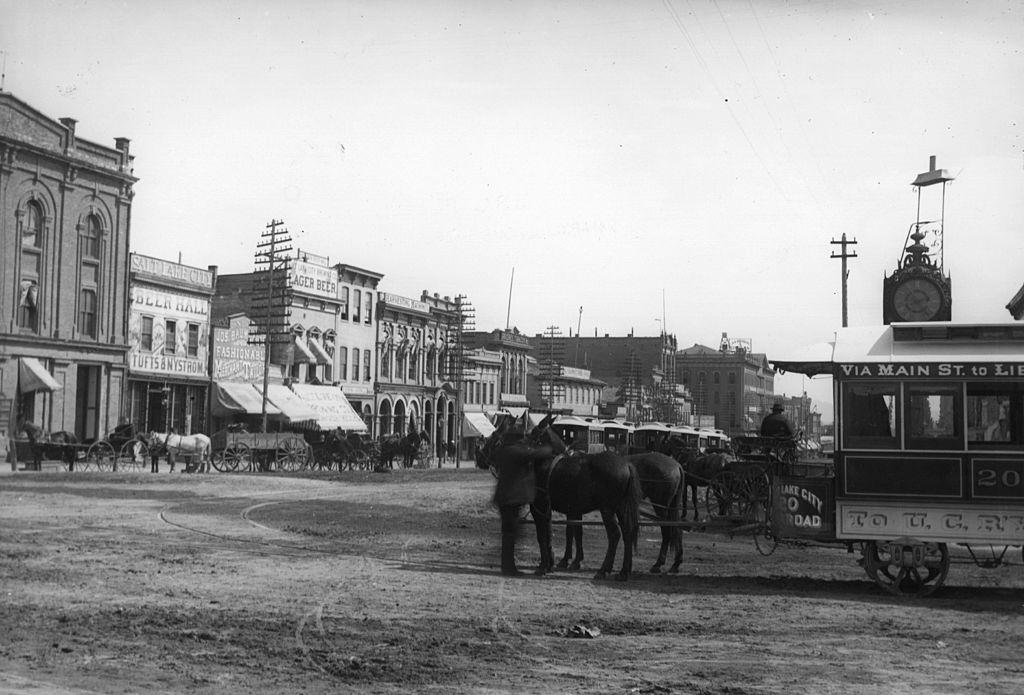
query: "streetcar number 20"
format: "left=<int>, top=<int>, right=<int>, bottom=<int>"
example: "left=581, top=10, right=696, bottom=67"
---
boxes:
left=977, top=468, right=1023, bottom=489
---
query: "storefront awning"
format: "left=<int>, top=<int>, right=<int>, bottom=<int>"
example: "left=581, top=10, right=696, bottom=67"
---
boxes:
left=463, top=411, right=496, bottom=438
left=19, top=357, right=61, bottom=392
left=293, top=336, right=318, bottom=364
left=213, top=382, right=281, bottom=416
left=307, top=338, right=331, bottom=365
left=264, top=383, right=318, bottom=423
left=290, top=384, right=367, bottom=432
left=504, top=406, right=528, bottom=418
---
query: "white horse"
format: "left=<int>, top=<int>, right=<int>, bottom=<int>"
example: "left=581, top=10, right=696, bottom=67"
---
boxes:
left=148, top=432, right=212, bottom=473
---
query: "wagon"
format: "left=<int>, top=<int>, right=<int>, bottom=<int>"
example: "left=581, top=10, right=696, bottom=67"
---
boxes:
left=81, top=433, right=151, bottom=472
left=209, top=429, right=312, bottom=472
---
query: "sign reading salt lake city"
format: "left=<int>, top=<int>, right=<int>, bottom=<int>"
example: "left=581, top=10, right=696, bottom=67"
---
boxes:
left=839, top=363, right=1024, bottom=378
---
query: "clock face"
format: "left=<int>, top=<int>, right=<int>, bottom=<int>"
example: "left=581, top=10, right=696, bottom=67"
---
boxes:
left=892, top=277, right=943, bottom=321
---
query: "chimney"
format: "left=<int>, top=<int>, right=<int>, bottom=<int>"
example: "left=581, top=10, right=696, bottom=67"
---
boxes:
left=60, top=118, right=77, bottom=151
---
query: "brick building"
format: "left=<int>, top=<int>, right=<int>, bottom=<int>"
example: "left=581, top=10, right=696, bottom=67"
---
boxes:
left=676, top=341, right=775, bottom=436
left=0, top=92, right=136, bottom=463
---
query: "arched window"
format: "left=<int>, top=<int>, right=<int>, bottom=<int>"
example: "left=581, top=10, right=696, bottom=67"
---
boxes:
left=78, top=214, right=102, bottom=339
left=83, top=215, right=101, bottom=259
left=19, top=201, right=44, bottom=332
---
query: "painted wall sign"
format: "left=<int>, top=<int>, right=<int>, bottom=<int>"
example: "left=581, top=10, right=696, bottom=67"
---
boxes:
left=130, top=253, right=213, bottom=291
left=838, top=363, right=1024, bottom=379
left=291, top=260, right=338, bottom=299
left=837, top=501, right=1024, bottom=543
left=213, top=316, right=267, bottom=382
left=381, top=292, right=430, bottom=314
left=128, top=286, right=210, bottom=378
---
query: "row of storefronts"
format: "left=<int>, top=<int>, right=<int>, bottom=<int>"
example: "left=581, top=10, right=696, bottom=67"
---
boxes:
left=0, top=91, right=536, bottom=465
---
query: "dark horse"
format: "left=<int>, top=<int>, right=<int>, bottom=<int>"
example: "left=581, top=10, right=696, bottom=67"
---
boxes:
left=476, top=416, right=642, bottom=580
left=379, top=429, right=429, bottom=469
left=550, top=440, right=686, bottom=574
left=676, top=447, right=732, bottom=521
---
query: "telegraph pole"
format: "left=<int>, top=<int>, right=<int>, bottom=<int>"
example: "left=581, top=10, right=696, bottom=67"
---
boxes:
left=250, top=219, right=293, bottom=432
left=830, top=233, right=858, bottom=327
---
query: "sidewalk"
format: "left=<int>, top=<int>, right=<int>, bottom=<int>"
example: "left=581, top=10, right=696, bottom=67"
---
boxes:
left=2, top=457, right=481, bottom=475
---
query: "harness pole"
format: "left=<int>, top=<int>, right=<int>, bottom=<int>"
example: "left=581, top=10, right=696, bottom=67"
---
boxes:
left=830, top=233, right=858, bottom=327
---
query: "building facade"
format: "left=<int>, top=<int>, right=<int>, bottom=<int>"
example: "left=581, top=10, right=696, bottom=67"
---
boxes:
left=335, top=263, right=384, bottom=429
left=0, top=92, right=136, bottom=460
left=529, top=332, right=684, bottom=423
left=463, top=328, right=532, bottom=417
left=676, top=342, right=776, bottom=436
left=527, top=363, right=606, bottom=416
left=375, top=291, right=458, bottom=449
left=125, top=254, right=214, bottom=435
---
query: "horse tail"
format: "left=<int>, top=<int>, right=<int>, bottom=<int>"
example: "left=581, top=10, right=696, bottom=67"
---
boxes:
left=624, top=462, right=642, bottom=546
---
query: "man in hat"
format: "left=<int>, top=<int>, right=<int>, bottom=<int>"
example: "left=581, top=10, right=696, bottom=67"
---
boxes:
left=760, top=402, right=796, bottom=439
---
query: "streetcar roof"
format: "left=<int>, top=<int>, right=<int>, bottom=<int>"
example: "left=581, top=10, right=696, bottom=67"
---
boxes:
left=770, top=322, right=1024, bottom=377
left=552, top=415, right=604, bottom=430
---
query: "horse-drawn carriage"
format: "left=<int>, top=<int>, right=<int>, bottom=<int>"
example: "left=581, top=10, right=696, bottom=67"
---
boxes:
left=209, top=428, right=312, bottom=472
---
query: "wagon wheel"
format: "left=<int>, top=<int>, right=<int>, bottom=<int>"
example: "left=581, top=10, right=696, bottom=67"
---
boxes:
left=117, top=439, right=149, bottom=472
left=85, top=441, right=116, bottom=471
left=737, top=467, right=777, bottom=555
left=704, top=470, right=741, bottom=521
left=213, top=443, right=250, bottom=473
left=276, top=439, right=310, bottom=471
left=861, top=540, right=950, bottom=597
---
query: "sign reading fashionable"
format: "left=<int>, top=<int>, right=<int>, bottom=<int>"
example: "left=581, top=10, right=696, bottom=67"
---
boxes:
left=213, top=315, right=267, bottom=382
left=838, top=363, right=1024, bottom=379
left=291, top=260, right=338, bottom=299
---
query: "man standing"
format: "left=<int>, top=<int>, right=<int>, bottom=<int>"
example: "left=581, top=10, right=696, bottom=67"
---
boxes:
left=491, top=445, right=537, bottom=576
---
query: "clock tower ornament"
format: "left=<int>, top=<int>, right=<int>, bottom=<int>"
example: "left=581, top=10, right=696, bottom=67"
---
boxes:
left=882, top=156, right=953, bottom=324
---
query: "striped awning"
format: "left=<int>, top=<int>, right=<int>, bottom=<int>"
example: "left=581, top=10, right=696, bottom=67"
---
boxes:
left=213, top=382, right=281, bottom=416
left=290, top=384, right=367, bottom=432
left=264, top=384, right=318, bottom=423
left=463, top=411, right=496, bottom=438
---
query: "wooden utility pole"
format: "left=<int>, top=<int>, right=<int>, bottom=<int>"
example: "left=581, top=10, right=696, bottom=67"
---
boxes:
left=249, top=220, right=293, bottom=432
left=830, top=233, right=858, bottom=327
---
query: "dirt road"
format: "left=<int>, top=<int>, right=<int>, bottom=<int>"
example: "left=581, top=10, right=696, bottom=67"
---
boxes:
left=1, top=468, right=1022, bottom=694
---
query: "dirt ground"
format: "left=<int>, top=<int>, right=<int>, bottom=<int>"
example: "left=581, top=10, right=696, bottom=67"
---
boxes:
left=1, top=466, right=1023, bottom=695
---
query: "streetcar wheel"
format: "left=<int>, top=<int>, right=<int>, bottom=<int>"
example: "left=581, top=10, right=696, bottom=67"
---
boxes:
left=213, top=443, right=249, bottom=472
left=861, top=540, right=950, bottom=597
left=86, top=441, right=116, bottom=471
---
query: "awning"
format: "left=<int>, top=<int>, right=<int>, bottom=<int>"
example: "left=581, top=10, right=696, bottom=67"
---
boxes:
left=19, top=357, right=61, bottom=392
left=307, top=338, right=331, bottom=365
left=463, top=411, right=496, bottom=438
left=293, top=336, right=317, bottom=364
left=528, top=412, right=547, bottom=429
left=504, top=406, right=528, bottom=418
left=290, top=383, right=367, bottom=432
left=264, top=383, right=318, bottom=423
left=213, top=382, right=281, bottom=417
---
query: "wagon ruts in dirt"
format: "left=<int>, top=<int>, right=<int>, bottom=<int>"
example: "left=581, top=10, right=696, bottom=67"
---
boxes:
left=209, top=429, right=312, bottom=473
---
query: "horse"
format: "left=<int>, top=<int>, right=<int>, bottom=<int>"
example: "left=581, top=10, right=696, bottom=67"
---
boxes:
left=477, top=414, right=642, bottom=581
left=147, top=432, right=212, bottom=473
left=676, top=447, right=732, bottom=521
left=379, top=430, right=429, bottom=469
left=548, top=440, right=686, bottom=574
left=44, top=431, right=80, bottom=470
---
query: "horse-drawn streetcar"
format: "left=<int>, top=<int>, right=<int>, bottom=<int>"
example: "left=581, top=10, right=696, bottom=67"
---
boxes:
left=770, top=321, right=1024, bottom=595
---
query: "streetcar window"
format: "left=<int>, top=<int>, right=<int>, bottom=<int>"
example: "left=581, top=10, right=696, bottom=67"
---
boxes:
left=967, top=385, right=1022, bottom=448
left=842, top=383, right=897, bottom=449
left=905, top=384, right=962, bottom=450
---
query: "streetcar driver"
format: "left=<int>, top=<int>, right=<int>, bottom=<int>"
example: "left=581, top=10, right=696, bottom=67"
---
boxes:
left=760, top=403, right=796, bottom=440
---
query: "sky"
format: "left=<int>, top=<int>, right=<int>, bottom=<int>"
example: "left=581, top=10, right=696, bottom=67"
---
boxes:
left=3, top=0, right=1023, bottom=421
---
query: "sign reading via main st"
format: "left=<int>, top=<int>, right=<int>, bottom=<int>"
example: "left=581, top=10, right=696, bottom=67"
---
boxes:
left=838, top=363, right=1024, bottom=379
